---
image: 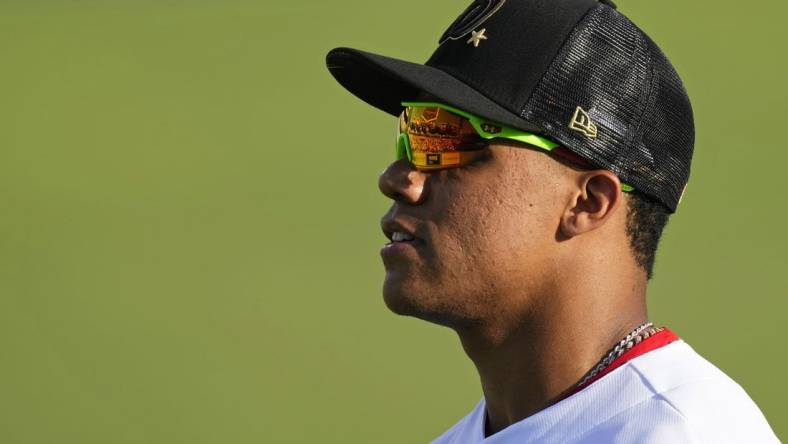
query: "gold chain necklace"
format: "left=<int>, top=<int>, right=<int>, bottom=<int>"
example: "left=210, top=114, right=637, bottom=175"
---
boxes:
left=575, top=321, right=661, bottom=388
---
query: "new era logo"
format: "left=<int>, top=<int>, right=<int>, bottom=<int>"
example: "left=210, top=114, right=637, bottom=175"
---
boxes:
left=426, top=153, right=441, bottom=165
left=569, top=106, right=598, bottom=139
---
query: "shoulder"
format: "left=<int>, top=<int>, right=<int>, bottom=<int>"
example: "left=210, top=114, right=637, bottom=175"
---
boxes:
left=607, top=339, right=780, bottom=443
left=429, top=339, right=780, bottom=444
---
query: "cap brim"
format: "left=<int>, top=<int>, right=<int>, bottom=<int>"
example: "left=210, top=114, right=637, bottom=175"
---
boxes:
left=325, top=47, right=544, bottom=134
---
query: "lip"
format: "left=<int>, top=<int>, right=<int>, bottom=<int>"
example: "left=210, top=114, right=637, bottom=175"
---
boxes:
left=380, top=238, right=420, bottom=258
left=380, top=217, right=418, bottom=244
left=380, top=214, right=424, bottom=261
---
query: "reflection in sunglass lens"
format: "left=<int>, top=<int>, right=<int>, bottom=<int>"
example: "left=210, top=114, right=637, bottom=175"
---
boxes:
left=397, top=106, right=486, bottom=169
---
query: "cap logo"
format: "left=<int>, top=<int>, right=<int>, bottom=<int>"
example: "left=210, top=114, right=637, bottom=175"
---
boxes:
left=466, top=28, right=488, bottom=47
left=439, top=0, right=506, bottom=45
left=569, top=106, right=598, bottom=139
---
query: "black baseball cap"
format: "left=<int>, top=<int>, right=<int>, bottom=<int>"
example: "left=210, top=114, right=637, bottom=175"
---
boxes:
left=325, top=0, right=694, bottom=213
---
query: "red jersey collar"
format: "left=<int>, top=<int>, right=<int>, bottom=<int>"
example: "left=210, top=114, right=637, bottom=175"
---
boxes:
left=561, top=326, right=680, bottom=400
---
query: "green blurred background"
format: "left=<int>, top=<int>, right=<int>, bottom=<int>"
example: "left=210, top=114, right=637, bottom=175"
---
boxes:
left=0, top=0, right=785, bottom=442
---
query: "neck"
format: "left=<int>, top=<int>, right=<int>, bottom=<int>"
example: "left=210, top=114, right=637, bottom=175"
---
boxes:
left=455, top=268, right=648, bottom=437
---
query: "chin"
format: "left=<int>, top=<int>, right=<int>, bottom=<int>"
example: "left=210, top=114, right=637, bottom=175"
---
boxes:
left=381, top=273, right=422, bottom=316
left=381, top=273, right=477, bottom=329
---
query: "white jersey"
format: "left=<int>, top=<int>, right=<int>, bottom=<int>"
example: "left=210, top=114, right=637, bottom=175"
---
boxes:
left=432, top=335, right=779, bottom=443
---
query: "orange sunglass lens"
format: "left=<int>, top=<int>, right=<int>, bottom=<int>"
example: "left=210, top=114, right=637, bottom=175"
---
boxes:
left=398, top=106, right=486, bottom=169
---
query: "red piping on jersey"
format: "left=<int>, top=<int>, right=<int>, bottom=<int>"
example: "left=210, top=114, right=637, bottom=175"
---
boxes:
left=558, top=327, right=680, bottom=401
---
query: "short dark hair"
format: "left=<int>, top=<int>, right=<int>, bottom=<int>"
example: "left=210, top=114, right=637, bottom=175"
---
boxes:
left=542, top=147, right=672, bottom=280
left=624, top=190, right=672, bottom=280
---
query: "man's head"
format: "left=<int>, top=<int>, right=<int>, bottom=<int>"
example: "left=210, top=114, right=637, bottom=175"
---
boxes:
left=326, top=0, right=693, bottom=330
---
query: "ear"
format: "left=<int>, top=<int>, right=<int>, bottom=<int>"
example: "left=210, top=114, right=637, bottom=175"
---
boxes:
left=559, top=170, right=623, bottom=238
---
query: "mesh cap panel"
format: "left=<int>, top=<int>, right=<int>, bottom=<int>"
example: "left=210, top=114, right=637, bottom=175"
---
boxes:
left=520, top=4, right=694, bottom=212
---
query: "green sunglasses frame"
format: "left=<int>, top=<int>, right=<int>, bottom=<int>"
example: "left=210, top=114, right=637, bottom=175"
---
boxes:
left=397, top=101, right=634, bottom=192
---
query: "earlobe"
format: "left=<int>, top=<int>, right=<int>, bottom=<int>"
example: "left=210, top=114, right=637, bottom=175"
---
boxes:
left=559, top=171, right=622, bottom=238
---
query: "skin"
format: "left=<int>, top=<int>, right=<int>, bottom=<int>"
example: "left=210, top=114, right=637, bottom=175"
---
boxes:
left=378, top=96, right=649, bottom=437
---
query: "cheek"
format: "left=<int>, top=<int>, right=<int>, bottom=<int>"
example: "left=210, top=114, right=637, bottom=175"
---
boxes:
left=432, top=179, right=548, bottom=283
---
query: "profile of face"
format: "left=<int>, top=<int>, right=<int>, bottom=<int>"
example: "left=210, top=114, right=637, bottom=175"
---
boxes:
left=379, top=141, right=585, bottom=330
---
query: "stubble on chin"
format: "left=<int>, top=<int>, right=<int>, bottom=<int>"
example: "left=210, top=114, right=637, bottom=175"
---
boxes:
left=382, top=277, right=487, bottom=330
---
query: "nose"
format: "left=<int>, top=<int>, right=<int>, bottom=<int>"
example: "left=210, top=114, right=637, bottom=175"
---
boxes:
left=378, top=158, right=428, bottom=204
